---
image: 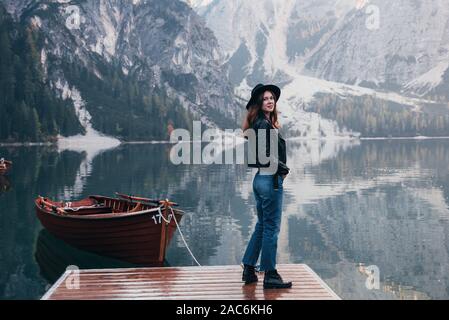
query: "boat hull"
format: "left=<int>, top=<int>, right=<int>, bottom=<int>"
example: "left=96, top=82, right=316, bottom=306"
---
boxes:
left=35, top=196, right=184, bottom=266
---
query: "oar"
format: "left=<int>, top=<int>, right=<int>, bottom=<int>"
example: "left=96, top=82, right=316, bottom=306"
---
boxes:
left=38, top=196, right=66, bottom=215
left=115, top=192, right=179, bottom=206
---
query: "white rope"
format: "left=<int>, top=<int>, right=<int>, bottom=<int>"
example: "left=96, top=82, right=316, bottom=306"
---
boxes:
left=64, top=206, right=87, bottom=211
left=168, top=206, right=201, bottom=267
left=156, top=206, right=173, bottom=223
left=62, top=203, right=106, bottom=211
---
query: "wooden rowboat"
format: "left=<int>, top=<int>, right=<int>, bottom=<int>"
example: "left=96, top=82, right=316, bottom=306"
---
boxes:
left=34, top=193, right=184, bottom=266
left=0, top=158, right=12, bottom=175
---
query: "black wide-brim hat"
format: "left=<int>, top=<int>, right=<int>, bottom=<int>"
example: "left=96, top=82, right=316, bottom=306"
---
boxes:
left=245, top=83, right=281, bottom=110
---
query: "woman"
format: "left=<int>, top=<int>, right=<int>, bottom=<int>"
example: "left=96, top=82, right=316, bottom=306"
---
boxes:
left=241, top=83, right=292, bottom=289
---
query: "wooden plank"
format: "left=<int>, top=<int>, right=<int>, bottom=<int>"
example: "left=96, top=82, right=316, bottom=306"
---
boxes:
left=77, top=264, right=310, bottom=272
left=47, top=287, right=336, bottom=298
left=41, top=270, right=71, bottom=300
left=42, top=264, right=341, bottom=300
left=47, top=291, right=336, bottom=300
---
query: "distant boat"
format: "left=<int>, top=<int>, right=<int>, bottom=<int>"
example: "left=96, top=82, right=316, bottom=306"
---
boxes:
left=0, top=158, right=12, bottom=175
left=34, top=193, right=184, bottom=265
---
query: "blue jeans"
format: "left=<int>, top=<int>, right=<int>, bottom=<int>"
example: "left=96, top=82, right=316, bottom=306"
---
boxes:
left=242, top=172, right=284, bottom=272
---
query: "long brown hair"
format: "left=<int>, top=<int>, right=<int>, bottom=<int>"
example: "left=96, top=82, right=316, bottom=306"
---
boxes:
left=242, top=90, right=280, bottom=130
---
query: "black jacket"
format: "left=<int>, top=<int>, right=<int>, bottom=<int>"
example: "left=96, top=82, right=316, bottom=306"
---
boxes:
left=247, top=114, right=289, bottom=177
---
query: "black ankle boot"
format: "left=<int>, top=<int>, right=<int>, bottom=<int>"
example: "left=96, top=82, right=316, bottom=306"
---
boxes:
left=242, top=264, right=258, bottom=284
left=263, top=269, right=292, bottom=289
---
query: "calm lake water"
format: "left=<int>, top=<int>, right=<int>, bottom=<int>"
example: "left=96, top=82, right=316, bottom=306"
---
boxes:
left=1, top=139, right=449, bottom=300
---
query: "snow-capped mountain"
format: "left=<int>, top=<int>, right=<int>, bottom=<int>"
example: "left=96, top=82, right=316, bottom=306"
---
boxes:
left=184, top=0, right=215, bottom=9
left=306, top=0, right=449, bottom=92
left=3, top=0, right=449, bottom=140
left=186, top=0, right=449, bottom=94
left=1, top=0, right=238, bottom=141
left=182, top=0, right=359, bottom=138
left=184, top=0, right=449, bottom=138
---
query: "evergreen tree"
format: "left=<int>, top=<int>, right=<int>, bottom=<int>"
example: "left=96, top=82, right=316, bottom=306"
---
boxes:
left=0, top=4, right=83, bottom=142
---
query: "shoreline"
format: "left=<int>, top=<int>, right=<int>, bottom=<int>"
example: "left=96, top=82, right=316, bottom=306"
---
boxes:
left=359, top=136, right=449, bottom=140
left=0, top=142, right=54, bottom=147
left=3, top=136, right=449, bottom=147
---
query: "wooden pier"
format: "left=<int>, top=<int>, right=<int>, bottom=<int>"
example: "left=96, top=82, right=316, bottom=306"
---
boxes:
left=42, top=264, right=341, bottom=300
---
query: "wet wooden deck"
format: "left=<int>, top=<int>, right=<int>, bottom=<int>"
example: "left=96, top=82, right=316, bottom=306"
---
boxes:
left=42, top=264, right=341, bottom=300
